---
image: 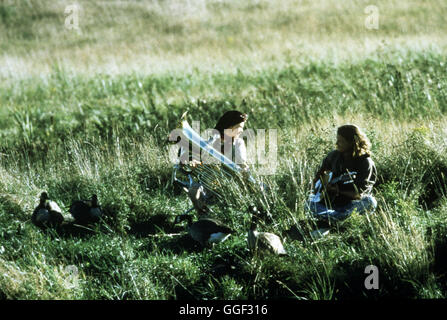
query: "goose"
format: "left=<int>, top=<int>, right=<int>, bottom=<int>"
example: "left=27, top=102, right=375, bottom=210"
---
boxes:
left=69, top=194, right=102, bottom=225
left=31, top=192, right=64, bottom=228
left=247, top=206, right=287, bottom=256
left=174, top=214, right=234, bottom=247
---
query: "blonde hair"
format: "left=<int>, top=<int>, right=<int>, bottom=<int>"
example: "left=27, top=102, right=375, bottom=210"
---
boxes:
left=337, top=124, right=371, bottom=158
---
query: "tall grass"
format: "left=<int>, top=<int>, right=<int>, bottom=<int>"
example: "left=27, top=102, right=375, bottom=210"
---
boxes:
left=2, top=62, right=447, bottom=298
left=1, top=0, right=447, bottom=300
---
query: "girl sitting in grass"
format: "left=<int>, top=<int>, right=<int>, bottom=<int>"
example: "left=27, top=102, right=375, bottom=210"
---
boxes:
left=306, top=124, right=377, bottom=230
left=187, top=110, right=249, bottom=215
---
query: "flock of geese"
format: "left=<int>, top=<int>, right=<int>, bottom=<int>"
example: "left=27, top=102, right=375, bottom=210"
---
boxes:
left=31, top=192, right=103, bottom=229
left=32, top=193, right=287, bottom=256
left=173, top=205, right=287, bottom=256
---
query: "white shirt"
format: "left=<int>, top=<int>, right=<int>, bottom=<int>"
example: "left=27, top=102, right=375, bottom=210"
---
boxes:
left=208, top=134, right=248, bottom=171
left=234, top=137, right=248, bottom=170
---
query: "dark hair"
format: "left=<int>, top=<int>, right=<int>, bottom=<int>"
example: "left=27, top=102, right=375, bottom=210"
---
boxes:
left=214, top=110, right=248, bottom=136
left=337, top=124, right=371, bottom=158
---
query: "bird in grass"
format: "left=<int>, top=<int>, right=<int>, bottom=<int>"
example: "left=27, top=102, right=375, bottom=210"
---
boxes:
left=31, top=192, right=64, bottom=228
left=247, top=206, right=287, bottom=256
left=174, top=214, right=234, bottom=247
left=69, top=194, right=102, bottom=225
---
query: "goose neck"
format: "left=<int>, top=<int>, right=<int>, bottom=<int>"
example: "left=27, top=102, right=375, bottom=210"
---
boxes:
left=250, top=221, right=258, bottom=231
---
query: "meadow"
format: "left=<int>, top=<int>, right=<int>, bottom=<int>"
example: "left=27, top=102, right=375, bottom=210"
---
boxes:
left=1, top=0, right=447, bottom=299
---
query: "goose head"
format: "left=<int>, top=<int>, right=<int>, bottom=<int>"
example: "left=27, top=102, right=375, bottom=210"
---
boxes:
left=39, top=192, right=49, bottom=206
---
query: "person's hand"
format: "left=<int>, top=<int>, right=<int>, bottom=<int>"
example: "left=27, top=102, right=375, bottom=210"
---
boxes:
left=314, top=170, right=331, bottom=185
left=179, top=159, right=201, bottom=172
left=189, top=159, right=201, bottom=168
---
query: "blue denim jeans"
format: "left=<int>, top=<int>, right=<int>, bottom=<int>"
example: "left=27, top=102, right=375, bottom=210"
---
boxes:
left=306, top=195, right=377, bottom=223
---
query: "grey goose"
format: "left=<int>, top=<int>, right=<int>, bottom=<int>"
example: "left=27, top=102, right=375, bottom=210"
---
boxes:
left=174, top=214, right=234, bottom=247
left=247, top=206, right=287, bottom=256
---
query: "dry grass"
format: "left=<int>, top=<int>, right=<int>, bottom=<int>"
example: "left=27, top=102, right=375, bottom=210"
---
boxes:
left=1, top=0, right=447, bottom=79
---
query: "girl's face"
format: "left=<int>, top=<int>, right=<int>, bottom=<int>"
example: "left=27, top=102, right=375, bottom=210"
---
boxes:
left=225, top=122, right=245, bottom=139
left=336, top=134, right=353, bottom=153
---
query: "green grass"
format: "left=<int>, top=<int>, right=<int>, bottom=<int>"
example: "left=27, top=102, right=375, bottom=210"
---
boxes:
left=1, top=0, right=447, bottom=300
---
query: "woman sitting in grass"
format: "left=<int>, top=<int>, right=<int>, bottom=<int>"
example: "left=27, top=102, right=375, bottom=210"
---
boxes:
left=306, top=124, right=377, bottom=228
left=187, top=110, right=249, bottom=215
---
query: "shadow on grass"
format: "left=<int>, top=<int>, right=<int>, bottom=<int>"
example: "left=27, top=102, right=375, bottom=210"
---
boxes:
left=31, top=221, right=100, bottom=240
left=57, top=222, right=99, bottom=237
left=146, top=233, right=204, bottom=255
left=174, top=252, right=251, bottom=300
left=284, top=218, right=350, bottom=243
left=431, top=238, right=447, bottom=294
left=129, top=213, right=183, bottom=238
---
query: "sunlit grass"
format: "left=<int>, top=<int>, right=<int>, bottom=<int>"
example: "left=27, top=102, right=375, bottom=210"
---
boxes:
left=1, top=0, right=447, bottom=300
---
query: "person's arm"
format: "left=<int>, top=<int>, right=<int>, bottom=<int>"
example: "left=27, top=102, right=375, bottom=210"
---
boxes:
left=326, top=184, right=361, bottom=200
left=327, top=157, right=375, bottom=200
left=234, top=138, right=249, bottom=171
left=353, top=157, right=376, bottom=196
left=313, top=152, right=333, bottom=185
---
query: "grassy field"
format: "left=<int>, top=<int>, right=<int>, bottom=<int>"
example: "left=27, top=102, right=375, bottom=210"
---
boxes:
left=1, top=0, right=447, bottom=299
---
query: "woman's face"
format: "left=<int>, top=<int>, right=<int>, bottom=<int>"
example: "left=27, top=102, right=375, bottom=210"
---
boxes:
left=225, top=121, right=245, bottom=139
left=336, top=134, right=353, bottom=153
